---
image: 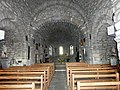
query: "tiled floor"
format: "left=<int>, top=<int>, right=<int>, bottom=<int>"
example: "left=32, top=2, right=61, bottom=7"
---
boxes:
left=48, top=71, right=68, bottom=90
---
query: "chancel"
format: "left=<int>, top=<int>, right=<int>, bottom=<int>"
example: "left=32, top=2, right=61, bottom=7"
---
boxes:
left=0, top=0, right=120, bottom=90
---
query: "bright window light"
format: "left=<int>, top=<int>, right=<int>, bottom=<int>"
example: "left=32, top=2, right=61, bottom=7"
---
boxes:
left=49, top=46, right=52, bottom=56
left=0, top=30, right=5, bottom=40
left=70, top=45, right=74, bottom=55
left=59, top=46, right=63, bottom=55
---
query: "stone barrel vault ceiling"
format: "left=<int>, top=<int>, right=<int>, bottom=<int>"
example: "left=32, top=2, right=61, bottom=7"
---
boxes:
left=0, top=0, right=109, bottom=41
left=0, top=0, right=115, bottom=64
left=35, top=21, right=80, bottom=45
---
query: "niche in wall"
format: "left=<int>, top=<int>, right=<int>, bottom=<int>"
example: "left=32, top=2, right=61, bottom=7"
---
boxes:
left=25, top=35, right=28, bottom=41
left=28, top=46, right=30, bottom=60
left=36, top=43, right=38, bottom=50
left=33, top=39, right=35, bottom=44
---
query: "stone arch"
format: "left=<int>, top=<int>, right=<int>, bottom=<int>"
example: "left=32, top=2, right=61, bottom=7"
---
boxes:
left=91, top=14, right=113, bottom=44
left=0, top=1, right=17, bottom=21
left=0, top=18, right=29, bottom=66
left=33, top=0, right=85, bottom=19
left=38, top=19, right=82, bottom=30
left=0, top=0, right=31, bottom=66
left=0, top=18, right=16, bottom=30
left=91, top=14, right=116, bottom=64
left=32, top=11, right=84, bottom=28
left=31, top=0, right=86, bottom=28
left=0, top=19, right=16, bottom=59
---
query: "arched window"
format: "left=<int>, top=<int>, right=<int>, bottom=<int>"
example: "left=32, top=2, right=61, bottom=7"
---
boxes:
left=70, top=45, right=74, bottom=55
left=49, top=46, right=52, bottom=56
left=59, top=46, right=63, bottom=55
left=0, top=30, right=5, bottom=40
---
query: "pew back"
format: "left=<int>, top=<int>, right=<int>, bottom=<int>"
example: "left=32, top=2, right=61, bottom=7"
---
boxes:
left=77, top=81, right=120, bottom=90
left=0, top=82, right=35, bottom=90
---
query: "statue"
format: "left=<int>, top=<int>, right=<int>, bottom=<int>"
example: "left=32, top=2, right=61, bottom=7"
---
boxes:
left=1, top=45, right=7, bottom=57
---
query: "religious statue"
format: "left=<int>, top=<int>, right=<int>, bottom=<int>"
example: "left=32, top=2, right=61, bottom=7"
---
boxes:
left=1, top=45, right=7, bottom=57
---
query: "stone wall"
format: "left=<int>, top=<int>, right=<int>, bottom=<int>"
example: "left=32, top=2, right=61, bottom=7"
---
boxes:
left=0, top=0, right=31, bottom=66
left=87, top=0, right=116, bottom=64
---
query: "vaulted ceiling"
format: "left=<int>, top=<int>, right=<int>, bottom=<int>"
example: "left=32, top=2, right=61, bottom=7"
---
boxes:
left=1, top=0, right=111, bottom=45
left=35, top=21, right=80, bottom=45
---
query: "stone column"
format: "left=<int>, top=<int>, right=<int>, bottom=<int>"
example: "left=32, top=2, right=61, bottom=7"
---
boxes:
left=114, top=30, right=120, bottom=60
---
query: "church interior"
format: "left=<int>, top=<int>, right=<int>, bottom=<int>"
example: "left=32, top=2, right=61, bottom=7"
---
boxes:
left=0, top=0, right=120, bottom=90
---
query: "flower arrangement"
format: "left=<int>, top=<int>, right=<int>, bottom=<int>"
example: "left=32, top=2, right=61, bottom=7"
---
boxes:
left=58, top=58, right=65, bottom=64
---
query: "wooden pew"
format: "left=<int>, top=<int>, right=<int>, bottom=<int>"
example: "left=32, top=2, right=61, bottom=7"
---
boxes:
left=66, top=62, right=88, bottom=86
left=32, top=63, right=54, bottom=81
left=71, top=72, right=119, bottom=90
left=77, top=81, right=120, bottom=90
left=66, top=62, right=88, bottom=67
left=66, top=66, right=117, bottom=86
left=10, top=63, right=54, bottom=85
left=4, top=66, right=51, bottom=86
left=66, top=62, right=112, bottom=70
left=66, top=62, right=119, bottom=90
left=0, top=67, right=48, bottom=90
left=0, top=71, right=46, bottom=86
left=0, top=63, right=55, bottom=90
left=70, top=69, right=118, bottom=86
left=0, top=75, right=43, bottom=90
left=33, top=63, right=54, bottom=76
left=0, top=82, right=35, bottom=90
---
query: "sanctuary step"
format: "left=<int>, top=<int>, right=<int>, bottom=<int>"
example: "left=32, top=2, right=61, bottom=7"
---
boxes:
left=55, top=64, right=66, bottom=71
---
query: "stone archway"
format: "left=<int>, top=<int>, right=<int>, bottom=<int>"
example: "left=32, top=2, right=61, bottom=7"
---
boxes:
left=91, top=14, right=116, bottom=64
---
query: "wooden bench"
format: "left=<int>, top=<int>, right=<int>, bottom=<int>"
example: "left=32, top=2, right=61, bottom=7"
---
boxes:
left=0, top=67, right=48, bottom=90
left=66, top=62, right=88, bottom=86
left=32, top=63, right=54, bottom=81
left=18, top=64, right=54, bottom=85
left=0, top=75, right=44, bottom=90
left=33, top=63, right=54, bottom=76
left=0, top=63, right=55, bottom=90
left=77, top=81, right=120, bottom=90
left=70, top=69, right=118, bottom=86
left=66, top=66, right=118, bottom=86
left=71, top=72, right=119, bottom=90
left=0, top=82, right=35, bottom=90
left=0, top=71, right=46, bottom=85
left=66, top=62, right=119, bottom=90
left=66, top=62, right=112, bottom=66
left=4, top=66, right=51, bottom=86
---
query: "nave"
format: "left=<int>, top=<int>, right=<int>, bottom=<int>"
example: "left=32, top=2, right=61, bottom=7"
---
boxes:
left=0, top=0, right=120, bottom=89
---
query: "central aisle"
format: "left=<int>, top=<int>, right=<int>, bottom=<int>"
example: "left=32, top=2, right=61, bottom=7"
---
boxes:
left=48, top=64, right=68, bottom=90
